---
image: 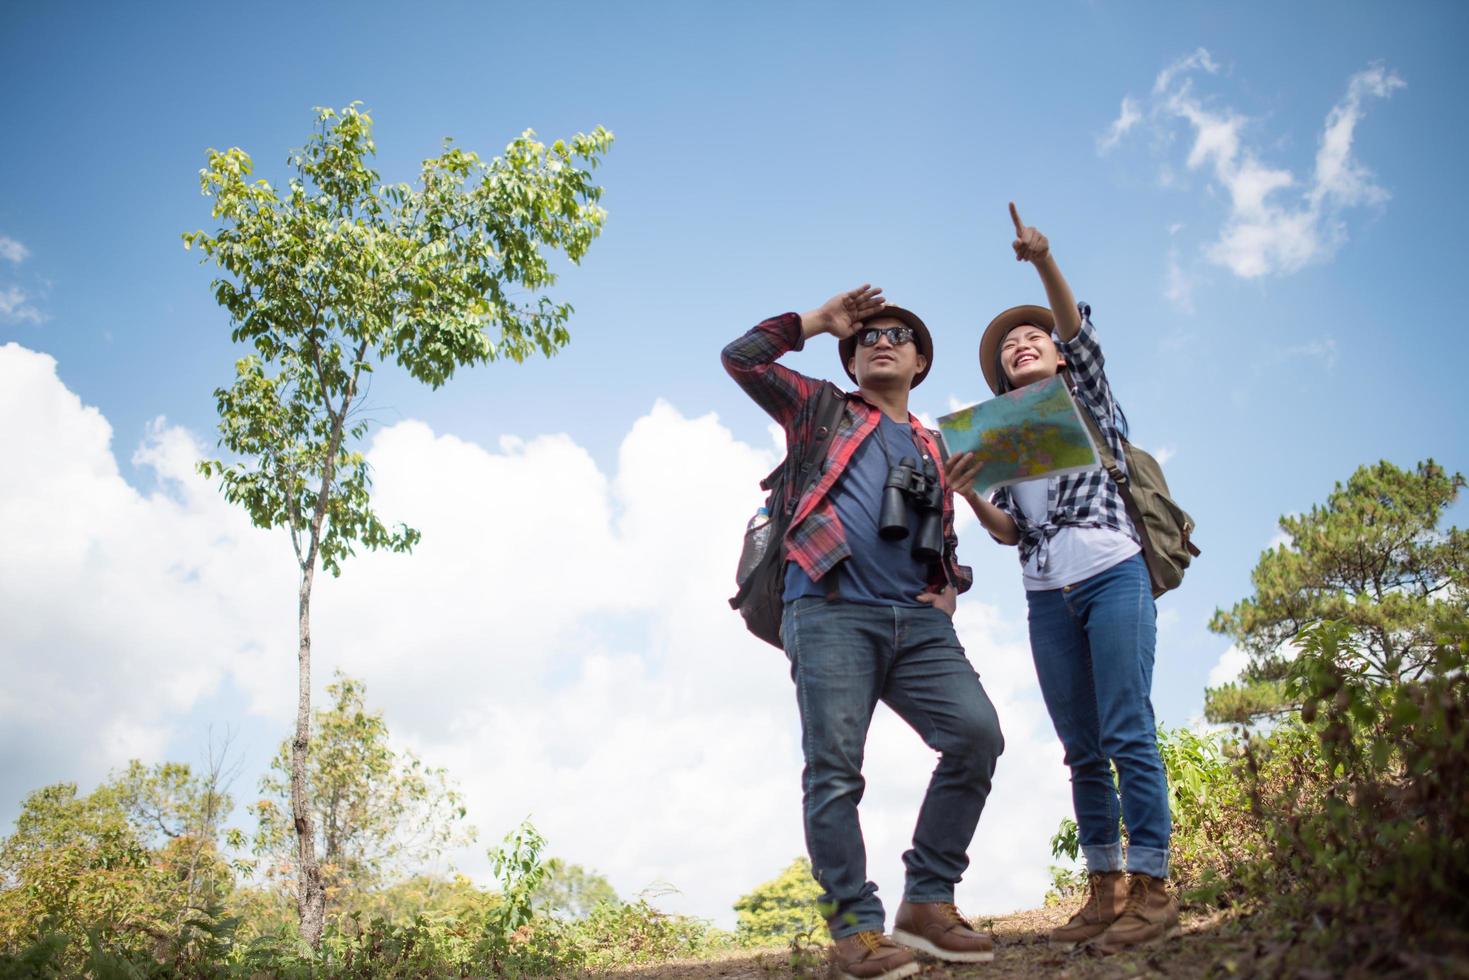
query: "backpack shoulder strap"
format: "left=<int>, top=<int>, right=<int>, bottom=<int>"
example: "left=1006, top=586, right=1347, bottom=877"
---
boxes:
left=787, top=383, right=846, bottom=499
left=809, top=383, right=847, bottom=466
left=1071, top=384, right=1129, bottom=490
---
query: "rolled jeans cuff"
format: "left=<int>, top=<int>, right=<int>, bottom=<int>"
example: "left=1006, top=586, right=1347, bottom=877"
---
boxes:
left=1125, top=844, right=1170, bottom=879
left=1082, top=839, right=1124, bottom=873
left=829, top=915, right=886, bottom=940
left=903, top=885, right=956, bottom=904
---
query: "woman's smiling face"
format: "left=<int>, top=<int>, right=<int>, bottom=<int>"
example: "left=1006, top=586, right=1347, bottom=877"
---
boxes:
left=1000, top=323, right=1065, bottom=388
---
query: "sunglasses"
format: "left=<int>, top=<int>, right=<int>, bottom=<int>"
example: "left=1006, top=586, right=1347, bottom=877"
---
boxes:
left=857, top=325, right=915, bottom=347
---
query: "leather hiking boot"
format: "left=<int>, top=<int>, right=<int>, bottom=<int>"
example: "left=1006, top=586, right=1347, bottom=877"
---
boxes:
left=1091, top=873, right=1180, bottom=954
left=891, top=901, right=995, bottom=963
left=828, top=931, right=919, bottom=980
left=1049, top=870, right=1128, bottom=945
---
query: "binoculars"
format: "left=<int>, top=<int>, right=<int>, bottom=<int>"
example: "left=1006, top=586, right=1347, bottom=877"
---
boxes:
left=879, top=455, right=944, bottom=563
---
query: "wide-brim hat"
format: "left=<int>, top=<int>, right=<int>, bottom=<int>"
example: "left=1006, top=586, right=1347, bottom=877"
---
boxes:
left=837, top=305, right=934, bottom=389
left=979, top=304, right=1055, bottom=394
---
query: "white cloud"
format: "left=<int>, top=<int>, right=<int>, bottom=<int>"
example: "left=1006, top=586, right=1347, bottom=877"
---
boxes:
left=1106, top=52, right=1403, bottom=285
left=0, top=234, right=28, bottom=264
left=0, top=344, right=296, bottom=804
left=0, top=286, right=45, bottom=324
left=0, top=236, right=43, bottom=323
left=1148, top=445, right=1177, bottom=467
left=1206, top=645, right=1250, bottom=688
left=1153, top=48, right=1220, bottom=96
left=1097, top=97, right=1142, bottom=153
left=1310, top=66, right=1406, bottom=211
left=0, top=342, right=1073, bottom=928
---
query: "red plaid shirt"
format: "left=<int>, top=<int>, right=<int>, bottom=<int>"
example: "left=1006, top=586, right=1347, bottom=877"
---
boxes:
left=722, top=313, right=973, bottom=594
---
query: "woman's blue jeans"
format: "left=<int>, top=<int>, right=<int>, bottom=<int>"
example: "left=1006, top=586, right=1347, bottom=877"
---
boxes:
left=1025, top=552, right=1170, bottom=878
left=780, top=597, right=1004, bottom=938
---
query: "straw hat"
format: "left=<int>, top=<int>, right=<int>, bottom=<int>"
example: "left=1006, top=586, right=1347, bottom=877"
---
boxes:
left=979, top=304, right=1055, bottom=394
left=837, top=305, right=935, bottom=388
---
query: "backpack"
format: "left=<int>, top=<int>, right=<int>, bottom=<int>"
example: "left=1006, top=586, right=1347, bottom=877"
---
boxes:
left=729, top=383, right=847, bottom=648
left=1078, top=406, right=1201, bottom=598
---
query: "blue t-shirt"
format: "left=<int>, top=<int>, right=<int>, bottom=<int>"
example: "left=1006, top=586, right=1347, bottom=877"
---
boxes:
left=783, top=414, right=931, bottom=606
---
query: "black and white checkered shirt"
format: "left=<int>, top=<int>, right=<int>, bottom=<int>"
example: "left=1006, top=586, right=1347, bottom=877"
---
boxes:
left=991, top=303, right=1137, bottom=573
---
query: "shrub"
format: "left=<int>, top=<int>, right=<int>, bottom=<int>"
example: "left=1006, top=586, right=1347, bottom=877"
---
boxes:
left=1063, top=621, right=1469, bottom=970
left=1232, top=621, right=1469, bottom=967
left=732, top=857, right=825, bottom=946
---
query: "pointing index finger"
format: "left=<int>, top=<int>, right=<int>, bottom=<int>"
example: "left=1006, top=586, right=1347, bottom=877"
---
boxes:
left=1009, top=201, right=1024, bottom=235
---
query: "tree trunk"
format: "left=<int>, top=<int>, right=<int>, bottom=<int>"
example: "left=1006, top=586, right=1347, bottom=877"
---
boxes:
left=293, top=560, right=327, bottom=946
left=290, top=348, right=358, bottom=947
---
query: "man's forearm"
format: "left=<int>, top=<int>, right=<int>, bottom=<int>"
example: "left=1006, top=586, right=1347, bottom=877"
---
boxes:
left=797, top=309, right=831, bottom=340
left=721, top=314, right=812, bottom=424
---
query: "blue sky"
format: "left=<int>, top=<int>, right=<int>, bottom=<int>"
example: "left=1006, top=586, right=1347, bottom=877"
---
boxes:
left=3, top=0, right=1467, bottom=926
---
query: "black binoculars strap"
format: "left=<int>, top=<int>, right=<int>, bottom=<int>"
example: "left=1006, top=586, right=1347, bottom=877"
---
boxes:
left=872, top=416, right=935, bottom=473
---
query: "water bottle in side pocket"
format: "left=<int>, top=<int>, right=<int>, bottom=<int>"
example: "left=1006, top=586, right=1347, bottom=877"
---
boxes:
left=735, top=506, right=772, bottom=586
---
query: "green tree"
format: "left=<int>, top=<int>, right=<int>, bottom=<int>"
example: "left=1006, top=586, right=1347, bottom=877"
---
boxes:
left=251, top=673, right=472, bottom=916
left=0, top=757, right=239, bottom=969
left=732, top=857, right=825, bottom=946
left=112, top=734, right=243, bottom=927
left=0, top=782, right=161, bottom=959
left=185, top=103, right=612, bottom=944
left=1207, top=459, right=1468, bottom=723
left=532, top=858, right=618, bottom=919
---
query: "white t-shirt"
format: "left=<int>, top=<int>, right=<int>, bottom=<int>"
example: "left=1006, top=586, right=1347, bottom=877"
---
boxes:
left=1010, top=478, right=1140, bottom=592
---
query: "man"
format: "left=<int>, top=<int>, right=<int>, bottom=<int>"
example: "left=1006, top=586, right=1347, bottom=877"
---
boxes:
left=722, top=287, right=1005, bottom=980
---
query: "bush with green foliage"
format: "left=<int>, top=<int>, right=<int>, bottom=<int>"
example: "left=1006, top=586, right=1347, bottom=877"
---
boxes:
left=531, top=858, right=618, bottom=919
left=1044, top=727, right=1244, bottom=904
left=564, top=895, right=734, bottom=968
left=0, top=755, right=242, bottom=976
left=1233, top=622, right=1469, bottom=964
left=1, top=814, right=734, bottom=978
left=1045, top=617, right=1468, bottom=972
left=732, top=857, right=825, bottom=946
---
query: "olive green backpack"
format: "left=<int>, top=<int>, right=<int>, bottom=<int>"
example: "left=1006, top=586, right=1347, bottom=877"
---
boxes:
left=1079, top=410, right=1201, bottom=597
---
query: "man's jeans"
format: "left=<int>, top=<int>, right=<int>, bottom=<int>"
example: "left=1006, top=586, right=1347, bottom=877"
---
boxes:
left=1025, top=552, right=1170, bottom=878
left=781, top=597, right=1004, bottom=938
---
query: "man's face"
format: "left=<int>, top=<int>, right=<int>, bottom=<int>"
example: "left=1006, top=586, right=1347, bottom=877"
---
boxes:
left=1001, top=324, right=1064, bottom=388
left=849, top=316, right=926, bottom=389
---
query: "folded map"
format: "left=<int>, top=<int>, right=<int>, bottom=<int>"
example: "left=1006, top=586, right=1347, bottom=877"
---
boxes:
left=934, top=375, right=1102, bottom=496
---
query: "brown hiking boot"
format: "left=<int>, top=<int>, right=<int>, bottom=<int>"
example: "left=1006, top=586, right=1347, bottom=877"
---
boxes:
left=1049, top=870, right=1128, bottom=945
left=828, top=931, right=919, bottom=980
left=1091, top=873, right=1180, bottom=954
left=891, top=901, right=996, bottom=963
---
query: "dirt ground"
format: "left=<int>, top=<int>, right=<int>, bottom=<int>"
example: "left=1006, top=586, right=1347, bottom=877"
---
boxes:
left=581, top=904, right=1464, bottom=980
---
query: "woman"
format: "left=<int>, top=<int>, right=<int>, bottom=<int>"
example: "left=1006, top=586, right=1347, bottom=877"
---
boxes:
left=946, top=204, right=1178, bottom=954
